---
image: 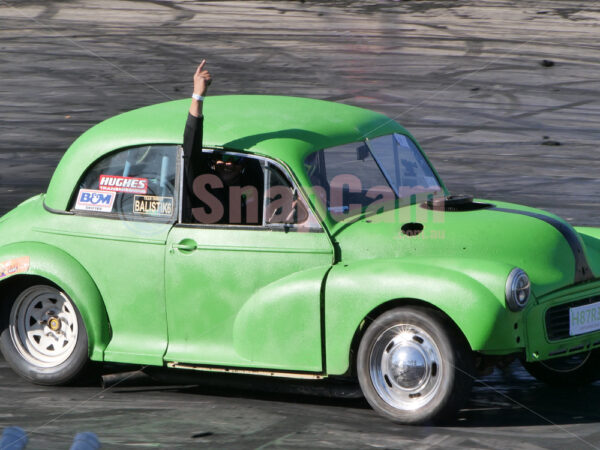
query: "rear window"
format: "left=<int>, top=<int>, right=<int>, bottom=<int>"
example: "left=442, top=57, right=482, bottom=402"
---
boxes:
left=71, top=145, right=178, bottom=221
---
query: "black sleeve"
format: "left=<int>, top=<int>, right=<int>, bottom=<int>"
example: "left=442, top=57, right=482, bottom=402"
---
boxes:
left=182, top=113, right=204, bottom=222
left=183, top=113, right=204, bottom=189
left=183, top=113, right=204, bottom=162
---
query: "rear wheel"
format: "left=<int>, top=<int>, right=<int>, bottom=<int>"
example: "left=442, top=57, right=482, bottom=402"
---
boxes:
left=521, top=351, right=600, bottom=386
left=357, top=306, right=474, bottom=424
left=0, top=284, right=90, bottom=385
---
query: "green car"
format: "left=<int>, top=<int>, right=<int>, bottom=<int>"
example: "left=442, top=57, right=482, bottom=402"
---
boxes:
left=1, top=95, right=600, bottom=424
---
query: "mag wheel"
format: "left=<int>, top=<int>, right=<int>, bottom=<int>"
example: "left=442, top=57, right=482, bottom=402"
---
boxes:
left=357, top=306, right=474, bottom=424
left=521, top=351, right=600, bottom=386
left=0, top=284, right=89, bottom=385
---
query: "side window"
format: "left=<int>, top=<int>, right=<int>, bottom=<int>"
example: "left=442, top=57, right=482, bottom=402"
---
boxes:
left=185, top=150, right=320, bottom=230
left=188, top=152, right=264, bottom=225
left=305, top=144, right=394, bottom=218
left=72, top=145, right=178, bottom=220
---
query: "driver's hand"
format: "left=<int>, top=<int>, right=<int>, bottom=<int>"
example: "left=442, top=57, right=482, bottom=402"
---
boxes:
left=193, top=60, right=212, bottom=96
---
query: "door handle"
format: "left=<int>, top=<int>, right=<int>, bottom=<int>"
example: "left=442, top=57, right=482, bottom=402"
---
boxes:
left=171, top=239, right=197, bottom=253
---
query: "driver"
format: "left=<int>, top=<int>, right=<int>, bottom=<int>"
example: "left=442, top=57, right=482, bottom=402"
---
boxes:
left=182, top=61, right=261, bottom=225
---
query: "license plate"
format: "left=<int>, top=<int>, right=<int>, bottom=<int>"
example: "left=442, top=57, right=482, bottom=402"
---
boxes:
left=569, top=301, right=600, bottom=336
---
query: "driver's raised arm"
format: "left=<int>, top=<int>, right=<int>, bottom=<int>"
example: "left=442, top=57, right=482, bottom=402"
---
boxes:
left=183, top=60, right=212, bottom=162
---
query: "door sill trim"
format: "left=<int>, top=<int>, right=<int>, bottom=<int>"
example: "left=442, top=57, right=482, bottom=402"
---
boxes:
left=166, top=362, right=325, bottom=379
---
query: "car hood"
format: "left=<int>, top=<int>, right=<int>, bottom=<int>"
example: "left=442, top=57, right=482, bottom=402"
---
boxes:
left=332, top=199, right=600, bottom=298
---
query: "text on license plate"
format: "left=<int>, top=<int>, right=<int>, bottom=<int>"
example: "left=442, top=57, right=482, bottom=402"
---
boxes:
left=570, top=301, right=600, bottom=336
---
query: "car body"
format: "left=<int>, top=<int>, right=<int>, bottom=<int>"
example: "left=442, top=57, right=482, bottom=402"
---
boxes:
left=1, top=95, right=600, bottom=423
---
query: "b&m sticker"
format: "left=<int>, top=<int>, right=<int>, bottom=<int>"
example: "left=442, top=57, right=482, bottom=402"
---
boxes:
left=99, top=175, right=148, bottom=194
left=133, top=195, right=173, bottom=217
left=0, top=256, right=30, bottom=279
left=75, top=189, right=115, bottom=212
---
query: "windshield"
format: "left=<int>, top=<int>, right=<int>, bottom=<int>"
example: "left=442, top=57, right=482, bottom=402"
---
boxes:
left=304, top=133, right=443, bottom=220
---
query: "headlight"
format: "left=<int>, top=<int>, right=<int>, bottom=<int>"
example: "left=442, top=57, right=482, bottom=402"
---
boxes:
left=505, top=268, right=530, bottom=311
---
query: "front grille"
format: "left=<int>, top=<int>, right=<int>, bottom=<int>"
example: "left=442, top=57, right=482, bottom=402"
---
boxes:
left=545, top=295, right=600, bottom=341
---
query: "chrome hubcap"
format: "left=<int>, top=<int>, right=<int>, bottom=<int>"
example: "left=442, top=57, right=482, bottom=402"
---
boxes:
left=9, top=286, right=78, bottom=368
left=369, top=324, right=443, bottom=411
left=389, top=345, right=427, bottom=389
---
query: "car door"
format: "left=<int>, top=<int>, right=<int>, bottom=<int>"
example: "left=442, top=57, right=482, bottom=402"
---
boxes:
left=164, top=152, right=334, bottom=372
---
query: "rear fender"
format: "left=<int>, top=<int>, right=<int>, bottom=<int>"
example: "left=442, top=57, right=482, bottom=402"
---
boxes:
left=0, top=242, right=110, bottom=361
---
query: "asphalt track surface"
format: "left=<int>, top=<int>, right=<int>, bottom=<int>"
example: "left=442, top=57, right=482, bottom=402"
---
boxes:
left=1, top=0, right=600, bottom=448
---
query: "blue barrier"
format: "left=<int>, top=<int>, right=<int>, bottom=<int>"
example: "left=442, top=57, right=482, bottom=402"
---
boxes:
left=69, top=432, right=101, bottom=450
left=0, top=427, right=28, bottom=450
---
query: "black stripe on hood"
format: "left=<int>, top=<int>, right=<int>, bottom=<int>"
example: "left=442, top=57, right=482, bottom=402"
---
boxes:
left=492, top=207, right=593, bottom=283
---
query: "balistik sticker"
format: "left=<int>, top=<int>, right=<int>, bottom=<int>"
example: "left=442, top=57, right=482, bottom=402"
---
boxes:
left=0, top=256, right=30, bottom=279
left=133, top=195, right=173, bottom=216
left=99, top=175, right=148, bottom=194
left=75, top=189, right=115, bottom=212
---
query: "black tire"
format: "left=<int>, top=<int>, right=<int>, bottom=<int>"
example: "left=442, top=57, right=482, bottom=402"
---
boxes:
left=521, top=351, right=600, bottom=387
left=0, top=284, right=90, bottom=385
left=357, top=306, right=474, bottom=424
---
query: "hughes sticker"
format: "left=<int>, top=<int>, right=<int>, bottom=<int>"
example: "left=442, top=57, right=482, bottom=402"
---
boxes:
left=75, top=189, right=115, bottom=212
left=0, top=256, right=30, bottom=279
left=133, top=195, right=173, bottom=216
left=99, top=175, right=148, bottom=194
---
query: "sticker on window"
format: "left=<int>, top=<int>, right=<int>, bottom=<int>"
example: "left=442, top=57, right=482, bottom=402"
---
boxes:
left=75, top=189, right=115, bottom=212
left=133, top=195, right=173, bottom=217
left=0, top=256, right=30, bottom=279
left=99, top=175, right=148, bottom=194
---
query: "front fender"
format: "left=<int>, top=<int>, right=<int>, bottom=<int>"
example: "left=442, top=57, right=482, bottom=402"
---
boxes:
left=575, top=226, right=600, bottom=277
left=325, top=258, right=525, bottom=375
left=0, top=241, right=110, bottom=361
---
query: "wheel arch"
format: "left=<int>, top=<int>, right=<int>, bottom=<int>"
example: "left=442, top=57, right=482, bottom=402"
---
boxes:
left=345, top=298, right=471, bottom=377
left=0, top=242, right=110, bottom=361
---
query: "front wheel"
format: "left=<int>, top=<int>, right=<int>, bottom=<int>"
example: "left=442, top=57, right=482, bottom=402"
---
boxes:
left=0, top=284, right=90, bottom=385
left=521, top=351, right=600, bottom=387
left=357, top=306, right=474, bottom=424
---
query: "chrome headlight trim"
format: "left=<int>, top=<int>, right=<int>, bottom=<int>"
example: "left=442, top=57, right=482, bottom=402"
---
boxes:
left=505, top=268, right=531, bottom=312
